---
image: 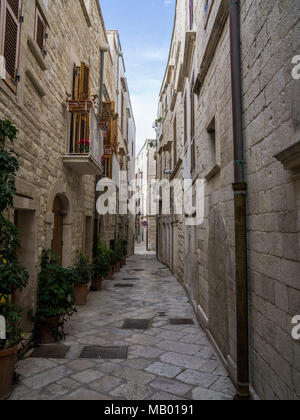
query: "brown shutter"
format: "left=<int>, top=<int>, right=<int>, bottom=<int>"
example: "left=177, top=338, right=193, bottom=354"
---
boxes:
left=36, top=12, right=45, bottom=52
left=79, top=62, right=90, bottom=100
left=3, top=0, right=21, bottom=91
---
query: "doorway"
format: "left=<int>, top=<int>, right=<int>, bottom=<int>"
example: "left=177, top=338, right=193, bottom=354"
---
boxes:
left=52, top=195, right=64, bottom=264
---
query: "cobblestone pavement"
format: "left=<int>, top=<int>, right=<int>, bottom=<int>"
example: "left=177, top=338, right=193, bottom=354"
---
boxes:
left=10, top=245, right=236, bottom=400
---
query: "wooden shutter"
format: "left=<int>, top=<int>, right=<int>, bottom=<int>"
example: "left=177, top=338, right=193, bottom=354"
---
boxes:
left=79, top=62, right=90, bottom=100
left=35, top=7, right=46, bottom=53
left=3, top=0, right=21, bottom=92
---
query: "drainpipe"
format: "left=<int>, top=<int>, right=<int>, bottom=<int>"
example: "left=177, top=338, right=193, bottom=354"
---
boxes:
left=228, top=0, right=250, bottom=400
left=93, top=45, right=109, bottom=260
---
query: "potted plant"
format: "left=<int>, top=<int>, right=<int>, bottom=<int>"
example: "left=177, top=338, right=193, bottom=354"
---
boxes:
left=93, top=242, right=110, bottom=291
left=120, top=238, right=128, bottom=266
left=109, top=247, right=120, bottom=273
left=73, top=252, right=92, bottom=305
left=33, top=249, right=76, bottom=344
left=115, top=240, right=124, bottom=270
left=0, top=119, right=29, bottom=400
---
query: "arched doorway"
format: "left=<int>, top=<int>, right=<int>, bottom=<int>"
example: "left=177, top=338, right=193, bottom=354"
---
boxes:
left=51, top=196, right=64, bottom=264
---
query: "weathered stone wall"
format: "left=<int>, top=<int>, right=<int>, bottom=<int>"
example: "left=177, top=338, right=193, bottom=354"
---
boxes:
left=0, top=0, right=112, bottom=330
left=157, top=0, right=300, bottom=400
left=241, top=0, right=300, bottom=400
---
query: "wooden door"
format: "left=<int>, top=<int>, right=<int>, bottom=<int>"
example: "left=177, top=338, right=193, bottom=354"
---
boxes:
left=52, top=196, right=63, bottom=265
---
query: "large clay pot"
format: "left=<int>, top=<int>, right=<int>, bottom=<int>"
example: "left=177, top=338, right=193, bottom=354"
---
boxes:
left=94, top=277, right=103, bottom=291
left=39, top=317, right=59, bottom=344
left=122, top=257, right=126, bottom=266
left=0, top=345, right=17, bottom=400
left=115, top=262, right=120, bottom=273
left=74, top=283, right=89, bottom=306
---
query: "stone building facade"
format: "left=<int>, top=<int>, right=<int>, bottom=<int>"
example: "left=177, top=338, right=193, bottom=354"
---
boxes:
left=0, top=0, right=135, bottom=332
left=157, top=0, right=300, bottom=400
left=135, top=139, right=157, bottom=251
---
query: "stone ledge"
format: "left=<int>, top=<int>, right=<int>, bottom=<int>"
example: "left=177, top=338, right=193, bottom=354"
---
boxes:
left=27, top=38, right=48, bottom=71
left=274, top=140, right=300, bottom=180
left=25, top=69, right=46, bottom=98
left=205, top=163, right=220, bottom=181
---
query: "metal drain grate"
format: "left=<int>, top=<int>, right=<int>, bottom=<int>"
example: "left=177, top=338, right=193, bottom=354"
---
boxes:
left=132, top=269, right=144, bottom=272
left=31, top=345, right=70, bottom=359
left=122, top=319, right=151, bottom=330
left=80, top=346, right=128, bottom=360
left=114, top=284, right=134, bottom=288
left=169, top=318, right=195, bottom=325
left=121, top=278, right=138, bottom=281
left=158, top=312, right=166, bottom=317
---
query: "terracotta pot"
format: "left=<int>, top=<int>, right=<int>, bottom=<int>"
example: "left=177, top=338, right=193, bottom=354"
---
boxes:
left=74, top=283, right=89, bottom=306
left=122, top=257, right=126, bottom=266
left=115, top=262, right=120, bottom=273
left=39, top=317, right=59, bottom=344
left=0, top=345, right=17, bottom=400
left=94, top=277, right=103, bottom=291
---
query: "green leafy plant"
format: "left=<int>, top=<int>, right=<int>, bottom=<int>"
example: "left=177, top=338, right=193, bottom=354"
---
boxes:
left=73, top=252, right=92, bottom=285
left=0, top=119, right=28, bottom=350
left=0, top=303, right=23, bottom=351
left=33, top=249, right=76, bottom=341
left=93, top=242, right=111, bottom=280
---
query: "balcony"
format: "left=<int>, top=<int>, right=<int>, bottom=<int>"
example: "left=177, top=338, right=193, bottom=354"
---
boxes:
left=63, top=106, right=103, bottom=175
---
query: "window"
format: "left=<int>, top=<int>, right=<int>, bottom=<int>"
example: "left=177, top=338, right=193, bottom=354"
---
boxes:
left=173, top=116, right=177, bottom=168
left=184, top=93, right=187, bottom=144
left=189, top=0, right=194, bottom=30
left=0, top=0, right=22, bottom=92
left=205, top=0, right=210, bottom=16
left=207, top=117, right=216, bottom=166
left=69, top=63, right=91, bottom=154
left=35, top=4, right=47, bottom=55
left=190, top=78, right=196, bottom=172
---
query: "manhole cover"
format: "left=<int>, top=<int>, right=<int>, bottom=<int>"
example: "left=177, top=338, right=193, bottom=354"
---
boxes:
left=31, top=345, right=70, bottom=359
left=169, top=318, right=195, bottom=325
left=122, top=319, right=151, bottom=330
left=80, top=346, right=128, bottom=360
left=114, top=284, right=134, bottom=288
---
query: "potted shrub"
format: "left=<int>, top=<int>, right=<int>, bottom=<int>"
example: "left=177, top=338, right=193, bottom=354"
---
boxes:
left=109, top=247, right=120, bottom=273
left=0, top=119, right=29, bottom=400
left=73, top=252, right=92, bottom=305
left=93, top=242, right=110, bottom=291
left=33, top=249, right=76, bottom=344
left=120, top=238, right=128, bottom=266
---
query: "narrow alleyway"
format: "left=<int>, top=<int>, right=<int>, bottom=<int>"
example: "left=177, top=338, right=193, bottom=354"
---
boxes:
left=10, top=246, right=235, bottom=401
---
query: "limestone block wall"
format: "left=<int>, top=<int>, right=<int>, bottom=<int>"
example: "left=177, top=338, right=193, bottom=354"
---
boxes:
left=241, top=0, right=300, bottom=400
left=0, top=0, right=112, bottom=330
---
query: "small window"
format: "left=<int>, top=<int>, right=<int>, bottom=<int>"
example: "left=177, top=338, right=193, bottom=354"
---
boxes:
left=189, top=0, right=194, bottom=30
left=205, top=0, right=210, bottom=16
left=35, top=5, right=47, bottom=55
left=207, top=117, right=216, bottom=166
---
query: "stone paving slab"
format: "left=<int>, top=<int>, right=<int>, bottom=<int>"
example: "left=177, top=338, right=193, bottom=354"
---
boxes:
left=10, top=245, right=236, bottom=400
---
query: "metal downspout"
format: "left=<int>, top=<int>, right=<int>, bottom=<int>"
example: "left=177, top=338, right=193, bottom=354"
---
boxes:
left=228, top=0, right=250, bottom=400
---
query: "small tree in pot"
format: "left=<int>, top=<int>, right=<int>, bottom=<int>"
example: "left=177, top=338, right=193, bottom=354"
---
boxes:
left=32, top=249, right=76, bottom=344
left=73, top=252, right=92, bottom=305
left=0, top=119, right=29, bottom=400
left=93, top=242, right=110, bottom=291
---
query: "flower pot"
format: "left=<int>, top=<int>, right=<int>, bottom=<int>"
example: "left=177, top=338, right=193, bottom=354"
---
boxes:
left=94, top=277, right=103, bottom=291
left=122, top=257, right=126, bottom=266
left=0, top=345, right=18, bottom=400
left=39, top=317, right=59, bottom=344
left=114, top=262, right=120, bottom=273
left=74, top=283, right=89, bottom=306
